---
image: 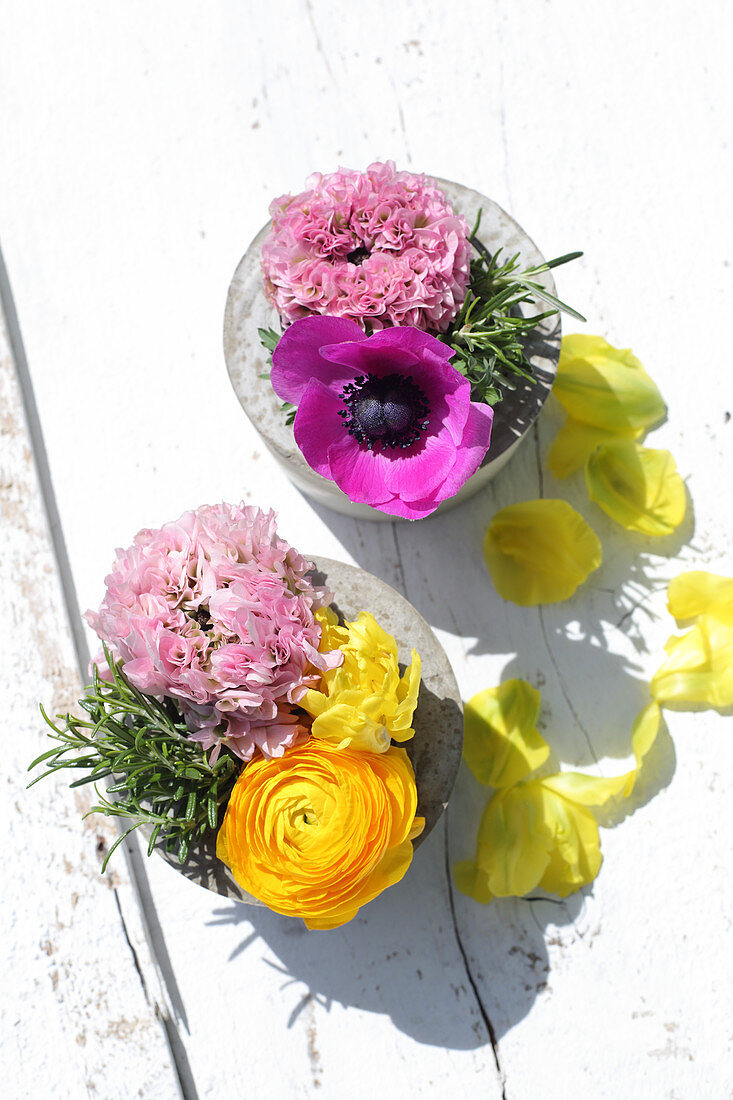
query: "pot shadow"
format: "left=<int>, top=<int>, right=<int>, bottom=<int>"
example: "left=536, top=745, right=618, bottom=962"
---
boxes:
left=253, top=421, right=695, bottom=1049
left=205, top=817, right=585, bottom=1049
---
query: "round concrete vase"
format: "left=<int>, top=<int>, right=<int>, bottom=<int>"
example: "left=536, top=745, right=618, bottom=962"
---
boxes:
left=147, top=556, right=463, bottom=907
left=224, top=179, right=561, bottom=522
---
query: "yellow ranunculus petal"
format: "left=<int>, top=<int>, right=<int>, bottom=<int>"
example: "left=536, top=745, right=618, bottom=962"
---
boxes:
left=484, top=499, right=602, bottom=605
left=555, top=335, right=666, bottom=433
left=667, top=571, right=733, bottom=625
left=541, top=702, right=662, bottom=806
left=651, top=614, right=733, bottom=710
left=585, top=441, right=686, bottom=536
left=463, top=679, right=549, bottom=788
left=548, top=418, right=643, bottom=478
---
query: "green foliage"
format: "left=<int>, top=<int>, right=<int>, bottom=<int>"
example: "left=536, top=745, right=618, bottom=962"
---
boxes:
left=258, top=326, right=296, bottom=425
left=28, top=648, right=239, bottom=871
left=442, top=210, right=585, bottom=405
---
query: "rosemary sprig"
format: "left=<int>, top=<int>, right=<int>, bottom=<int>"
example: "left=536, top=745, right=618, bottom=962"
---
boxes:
left=442, top=209, right=585, bottom=405
left=28, top=647, right=239, bottom=871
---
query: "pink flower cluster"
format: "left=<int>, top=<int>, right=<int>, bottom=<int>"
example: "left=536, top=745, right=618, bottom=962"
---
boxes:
left=261, top=161, right=471, bottom=333
left=85, top=503, right=341, bottom=761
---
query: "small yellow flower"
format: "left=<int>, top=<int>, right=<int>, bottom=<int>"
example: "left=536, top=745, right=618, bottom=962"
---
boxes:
left=549, top=335, right=666, bottom=477
left=585, top=441, right=686, bottom=536
left=301, top=607, right=421, bottom=753
left=217, top=740, right=424, bottom=929
left=483, top=499, right=602, bottom=606
left=463, top=679, right=549, bottom=788
left=454, top=684, right=662, bottom=903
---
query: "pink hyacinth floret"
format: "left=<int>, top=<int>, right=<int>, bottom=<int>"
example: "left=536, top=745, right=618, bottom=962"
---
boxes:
left=261, top=160, right=471, bottom=333
left=85, top=503, right=342, bottom=762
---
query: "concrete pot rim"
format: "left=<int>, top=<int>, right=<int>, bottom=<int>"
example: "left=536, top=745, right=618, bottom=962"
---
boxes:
left=147, top=556, right=463, bottom=908
left=223, top=179, right=561, bottom=522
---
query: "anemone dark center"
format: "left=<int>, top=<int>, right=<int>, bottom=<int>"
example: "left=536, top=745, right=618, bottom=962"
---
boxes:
left=338, top=373, right=430, bottom=451
left=346, top=246, right=370, bottom=266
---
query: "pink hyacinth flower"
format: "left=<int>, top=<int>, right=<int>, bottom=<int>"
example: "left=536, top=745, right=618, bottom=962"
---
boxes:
left=271, top=316, right=494, bottom=520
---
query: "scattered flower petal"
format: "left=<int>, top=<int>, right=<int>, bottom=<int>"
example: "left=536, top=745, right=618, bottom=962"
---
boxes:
left=585, top=441, right=686, bottom=536
left=667, top=571, right=733, bottom=626
left=651, top=614, right=733, bottom=711
left=549, top=335, right=666, bottom=477
left=554, top=335, right=666, bottom=433
left=483, top=499, right=602, bottom=605
left=548, top=420, right=641, bottom=478
left=463, top=679, right=549, bottom=788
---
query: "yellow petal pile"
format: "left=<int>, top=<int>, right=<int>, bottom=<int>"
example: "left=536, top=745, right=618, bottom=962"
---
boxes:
left=483, top=499, right=602, bottom=605
left=585, top=440, right=686, bottom=536
left=454, top=679, right=662, bottom=903
left=300, top=607, right=421, bottom=753
left=217, top=740, right=425, bottom=930
left=549, top=335, right=666, bottom=477
left=651, top=572, right=733, bottom=710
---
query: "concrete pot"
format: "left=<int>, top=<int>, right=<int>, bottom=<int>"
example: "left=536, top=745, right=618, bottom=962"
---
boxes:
left=149, top=557, right=463, bottom=904
left=224, top=179, right=561, bottom=521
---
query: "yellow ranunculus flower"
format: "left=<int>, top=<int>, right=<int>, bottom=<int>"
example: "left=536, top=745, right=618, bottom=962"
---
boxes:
left=217, top=740, right=424, bottom=930
left=301, top=607, right=421, bottom=753
left=483, top=499, right=602, bottom=605
left=463, top=679, right=549, bottom=788
left=549, top=335, right=666, bottom=477
left=667, top=571, right=733, bottom=625
left=454, top=698, right=662, bottom=903
left=585, top=441, right=686, bottom=536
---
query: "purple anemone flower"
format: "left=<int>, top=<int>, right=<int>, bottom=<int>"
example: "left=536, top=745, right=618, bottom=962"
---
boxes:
left=270, top=316, right=494, bottom=520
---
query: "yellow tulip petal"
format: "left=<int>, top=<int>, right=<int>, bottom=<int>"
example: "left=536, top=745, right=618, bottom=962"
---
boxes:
left=452, top=860, right=494, bottom=904
left=585, top=441, right=686, bottom=536
left=484, top=499, right=602, bottom=606
left=537, top=790, right=602, bottom=896
left=463, top=679, right=549, bottom=788
left=667, top=571, right=733, bottom=625
left=548, top=418, right=643, bottom=479
left=474, top=783, right=553, bottom=897
left=651, top=614, right=733, bottom=710
left=542, top=702, right=662, bottom=807
left=555, top=335, right=666, bottom=432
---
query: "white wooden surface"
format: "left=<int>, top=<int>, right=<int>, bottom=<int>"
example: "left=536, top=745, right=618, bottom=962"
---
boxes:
left=2, top=2, right=732, bottom=1097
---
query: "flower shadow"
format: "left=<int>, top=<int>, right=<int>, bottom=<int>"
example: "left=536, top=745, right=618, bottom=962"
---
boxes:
left=205, top=817, right=584, bottom=1049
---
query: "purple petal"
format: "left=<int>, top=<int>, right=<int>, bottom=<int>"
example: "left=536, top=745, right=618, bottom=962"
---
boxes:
left=379, top=432, right=459, bottom=501
left=292, top=378, right=351, bottom=477
left=367, top=326, right=455, bottom=362
left=325, top=434, right=395, bottom=506
left=432, top=401, right=494, bottom=499
left=318, top=342, right=420, bottom=375
left=271, top=315, right=366, bottom=404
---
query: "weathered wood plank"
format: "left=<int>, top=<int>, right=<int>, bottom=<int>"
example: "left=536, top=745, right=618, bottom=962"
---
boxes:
left=0, top=291, right=180, bottom=1098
